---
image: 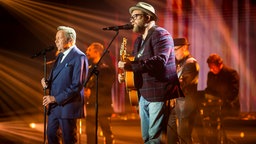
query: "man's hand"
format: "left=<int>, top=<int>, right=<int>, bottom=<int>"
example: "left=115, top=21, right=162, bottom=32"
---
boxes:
left=120, top=59, right=133, bottom=71
left=43, top=95, right=56, bottom=107
left=41, top=78, right=48, bottom=89
left=118, top=73, right=125, bottom=83
left=84, top=88, right=91, bottom=99
left=118, top=61, right=126, bottom=83
left=118, top=61, right=126, bottom=69
left=170, top=99, right=176, bottom=108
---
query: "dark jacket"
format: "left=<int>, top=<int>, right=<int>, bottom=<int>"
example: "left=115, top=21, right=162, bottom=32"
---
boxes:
left=205, top=65, right=240, bottom=112
left=85, top=62, right=115, bottom=116
left=130, top=26, right=182, bottom=102
left=175, top=55, right=200, bottom=118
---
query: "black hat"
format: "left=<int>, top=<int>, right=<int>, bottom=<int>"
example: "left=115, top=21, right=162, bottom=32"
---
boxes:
left=173, top=38, right=190, bottom=46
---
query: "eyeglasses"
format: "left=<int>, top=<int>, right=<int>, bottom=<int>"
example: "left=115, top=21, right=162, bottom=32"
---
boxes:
left=130, top=14, right=144, bottom=21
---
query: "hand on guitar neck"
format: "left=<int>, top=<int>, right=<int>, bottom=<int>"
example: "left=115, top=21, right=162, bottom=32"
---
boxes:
left=118, top=38, right=139, bottom=106
left=118, top=60, right=139, bottom=106
left=118, top=61, right=125, bottom=83
left=118, top=59, right=132, bottom=82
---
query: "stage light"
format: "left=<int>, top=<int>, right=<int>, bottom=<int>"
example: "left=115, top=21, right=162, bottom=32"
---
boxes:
left=240, top=132, right=245, bottom=138
left=29, top=123, right=36, bottom=129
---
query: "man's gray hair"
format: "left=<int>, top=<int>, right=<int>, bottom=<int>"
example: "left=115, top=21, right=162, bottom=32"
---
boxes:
left=57, top=26, right=76, bottom=44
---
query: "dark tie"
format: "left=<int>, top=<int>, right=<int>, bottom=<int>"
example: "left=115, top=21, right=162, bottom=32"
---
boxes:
left=56, top=52, right=64, bottom=66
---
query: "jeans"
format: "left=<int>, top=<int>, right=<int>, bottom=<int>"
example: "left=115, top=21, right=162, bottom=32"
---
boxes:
left=139, top=96, right=169, bottom=144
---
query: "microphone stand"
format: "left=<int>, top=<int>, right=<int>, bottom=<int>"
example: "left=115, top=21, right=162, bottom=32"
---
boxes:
left=83, top=30, right=119, bottom=144
left=43, top=54, right=47, bottom=144
left=31, top=49, right=51, bottom=144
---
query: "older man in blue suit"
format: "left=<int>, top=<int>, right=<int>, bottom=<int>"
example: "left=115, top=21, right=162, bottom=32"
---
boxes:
left=41, top=26, right=88, bottom=144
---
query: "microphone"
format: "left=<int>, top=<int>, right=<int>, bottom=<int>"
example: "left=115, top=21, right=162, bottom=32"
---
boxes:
left=102, top=24, right=133, bottom=31
left=31, top=46, right=55, bottom=58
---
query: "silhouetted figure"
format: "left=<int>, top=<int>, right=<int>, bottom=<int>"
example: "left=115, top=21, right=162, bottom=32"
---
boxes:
left=84, top=42, right=115, bottom=144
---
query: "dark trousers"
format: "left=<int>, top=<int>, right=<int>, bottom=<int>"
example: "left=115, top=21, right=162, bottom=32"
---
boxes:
left=47, top=114, right=77, bottom=144
left=167, top=107, right=179, bottom=144
left=177, top=114, right=195, bottom=144
left=86, top=107, right=113, bottom=144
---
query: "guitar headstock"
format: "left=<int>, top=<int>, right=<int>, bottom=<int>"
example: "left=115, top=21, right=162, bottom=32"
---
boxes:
left=120, top=37, right=127, bottom=61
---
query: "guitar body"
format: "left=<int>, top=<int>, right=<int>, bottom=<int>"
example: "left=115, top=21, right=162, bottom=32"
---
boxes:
left=128, top=89, right=139, bottom=106
left=125, top=66, right=139, bottom=106
left=125, top=71, right=135, bottom=88
left=125, top=56, right=136, bottom=88
left=120, top=38, right=139, bottom=106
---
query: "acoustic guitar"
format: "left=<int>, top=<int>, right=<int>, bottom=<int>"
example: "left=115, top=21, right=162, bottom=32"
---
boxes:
left=119, top=37, right=139, bottom=106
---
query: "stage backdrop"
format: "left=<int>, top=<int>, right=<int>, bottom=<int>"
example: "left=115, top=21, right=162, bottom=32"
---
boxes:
left=0, top=0, right=255, bottom=116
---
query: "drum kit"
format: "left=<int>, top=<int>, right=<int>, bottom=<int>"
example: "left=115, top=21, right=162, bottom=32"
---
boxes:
left=199, top=94, right=228, bottom=144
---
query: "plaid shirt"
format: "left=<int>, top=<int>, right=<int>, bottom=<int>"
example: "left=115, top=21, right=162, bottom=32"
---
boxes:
left=131, top=26, right=181, bottom=102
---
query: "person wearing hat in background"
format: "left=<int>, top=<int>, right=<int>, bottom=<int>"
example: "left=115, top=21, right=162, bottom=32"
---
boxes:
left=118, top=2, right=183, bottom=143
left=167, top=38, right=200, bottom=144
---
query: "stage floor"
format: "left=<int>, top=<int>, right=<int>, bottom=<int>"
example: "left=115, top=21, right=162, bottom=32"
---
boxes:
left=0, top=112, right=255, bottom=144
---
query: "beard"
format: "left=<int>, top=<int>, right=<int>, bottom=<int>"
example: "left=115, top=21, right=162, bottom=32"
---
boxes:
left=132, top=23, right=146, bottom=33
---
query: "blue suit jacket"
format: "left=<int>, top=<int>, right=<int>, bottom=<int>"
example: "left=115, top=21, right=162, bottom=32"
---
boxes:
left=48, top=46, right=88, bottom=119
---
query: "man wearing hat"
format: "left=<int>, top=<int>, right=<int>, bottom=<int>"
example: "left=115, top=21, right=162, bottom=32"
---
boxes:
left=118, top=2, right=183, bottom=143
left=168, top=38, right=200, bottom=144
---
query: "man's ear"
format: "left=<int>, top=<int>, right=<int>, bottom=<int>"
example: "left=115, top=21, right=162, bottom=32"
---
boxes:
left=146, top=15, right=151, bottom=22
left=68, top=38, right=73, bottom=43
left=68, top=38, right=75, bottom=46
left=66, top=39, right=73, bottom=47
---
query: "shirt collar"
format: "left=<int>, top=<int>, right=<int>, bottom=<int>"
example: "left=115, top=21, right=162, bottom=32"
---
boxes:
left=61, top=45, right=74, bottom=62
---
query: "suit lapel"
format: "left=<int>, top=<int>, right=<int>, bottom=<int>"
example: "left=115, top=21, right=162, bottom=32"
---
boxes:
left=136, top=26, right=156, bottom=59
left=51, top=47, right=76, bottom=81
